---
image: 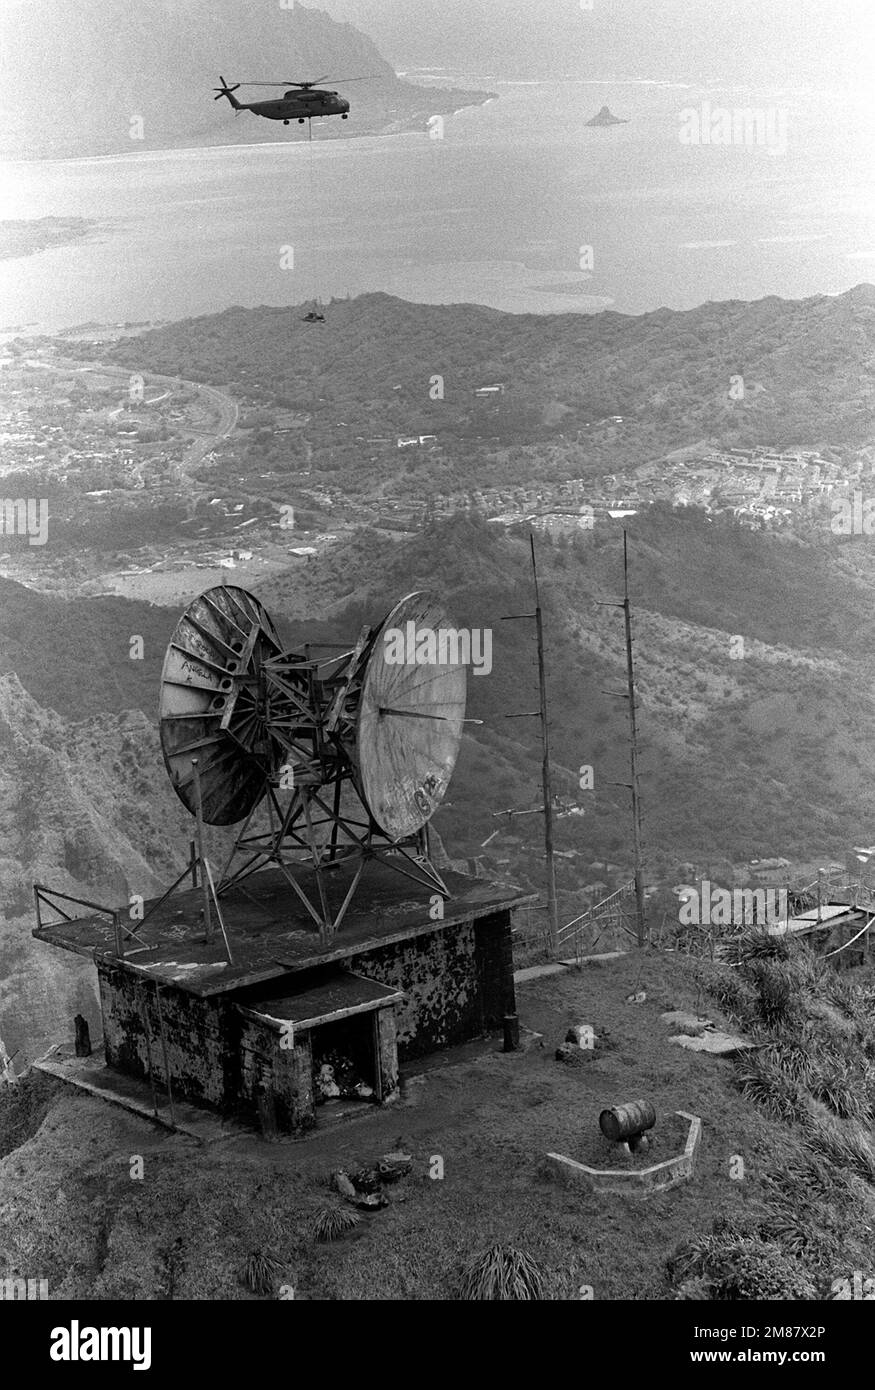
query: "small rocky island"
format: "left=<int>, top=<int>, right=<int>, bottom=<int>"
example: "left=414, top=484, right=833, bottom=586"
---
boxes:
left=585, top=105, right=629, bottom=127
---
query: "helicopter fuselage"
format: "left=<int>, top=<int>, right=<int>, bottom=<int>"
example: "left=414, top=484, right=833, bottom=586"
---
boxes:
left=245, top=90, right=350, bottom=122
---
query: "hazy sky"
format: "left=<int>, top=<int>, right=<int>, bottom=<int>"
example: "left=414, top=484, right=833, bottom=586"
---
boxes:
left=323, top=0, right=875, bottom=87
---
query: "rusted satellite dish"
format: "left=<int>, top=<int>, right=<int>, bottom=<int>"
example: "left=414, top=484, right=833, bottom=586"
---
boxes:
left=357, top=593, right=467, bottom=839
left=159, top=585, right=284, bottom=825
left=157, top=584, right=467, bottom=937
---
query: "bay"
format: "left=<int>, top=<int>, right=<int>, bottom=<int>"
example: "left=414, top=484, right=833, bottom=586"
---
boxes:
left=0, top=77, right=872, bottom=331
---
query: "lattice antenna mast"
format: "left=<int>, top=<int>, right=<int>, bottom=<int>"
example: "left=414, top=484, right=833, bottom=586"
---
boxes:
left=501, top=534, right=559, bottom=955
left=622, top=532, right=647, bottom=947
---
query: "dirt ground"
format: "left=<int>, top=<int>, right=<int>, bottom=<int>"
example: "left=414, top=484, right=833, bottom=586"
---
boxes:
left=0, top=951, right=798, bottom=1300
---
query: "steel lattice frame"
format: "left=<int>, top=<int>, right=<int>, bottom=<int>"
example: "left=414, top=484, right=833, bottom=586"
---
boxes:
left=159, top=586, right=460, bottom=944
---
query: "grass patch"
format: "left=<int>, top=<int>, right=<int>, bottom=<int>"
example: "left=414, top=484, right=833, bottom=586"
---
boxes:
left=458, top=1244, right=546, bottom=1300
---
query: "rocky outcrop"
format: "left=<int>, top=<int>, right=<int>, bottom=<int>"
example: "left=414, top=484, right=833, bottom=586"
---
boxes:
left=0, top=673, right=194, bottom=1065
left=585, top=105, right=629, bottom=127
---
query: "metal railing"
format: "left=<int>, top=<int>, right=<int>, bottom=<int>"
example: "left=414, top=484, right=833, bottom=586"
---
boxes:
left=556, top=879, right=638, bottom=962
left=33, top=884, right=125, bottom=956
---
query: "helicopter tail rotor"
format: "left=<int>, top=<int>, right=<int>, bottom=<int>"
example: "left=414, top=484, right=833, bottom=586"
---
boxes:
left=213, top=77, right=242, bottom=110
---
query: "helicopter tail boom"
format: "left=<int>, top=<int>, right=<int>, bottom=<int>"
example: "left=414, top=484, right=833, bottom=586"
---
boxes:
left=214, top=77, right=243, bottom=111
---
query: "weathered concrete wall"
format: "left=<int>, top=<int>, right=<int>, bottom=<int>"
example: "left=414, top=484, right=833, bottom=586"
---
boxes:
left=375, top=1007, right=400, bottom=1099
left=97, top=910, right=516, bottom=1124
left=347, top=911, right=516, bottom=1060
left=237, top=1010, right=315, bottom=1132
left=99, top=963, right=231, bottom=1111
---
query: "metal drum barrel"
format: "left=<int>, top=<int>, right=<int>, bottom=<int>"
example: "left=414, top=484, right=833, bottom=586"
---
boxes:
left=599, top=1099, right=656, bottom=1142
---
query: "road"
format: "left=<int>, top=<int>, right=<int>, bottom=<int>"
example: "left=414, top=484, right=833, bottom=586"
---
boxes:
left=25, top=355, right=239, bottom=480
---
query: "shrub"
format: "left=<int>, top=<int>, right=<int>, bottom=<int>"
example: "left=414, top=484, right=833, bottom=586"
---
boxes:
left=759, top=1040, right=815, bottom=1090
left=459, top=1244, right=546, bottom=1300
left=708, top=1238, right=818, bottom=1301
left=667, top=1230, right=719, bottom=1285
left=805, top=1117, right=875, bottom=1185
left=734, top=929, right=791, bottom=963
left=763, top=1150, right=860, bottom=1209
left=854, top=1021, right=875, bottom=1063
left=822, top=971, right=863, bottom=1020
left=735, top=1054, right=810, bottom=1124
left=697, top=962, right=758, bottom=1027
left=673, top=1276, right=712, bottom=1300
left=758, top=1198, right=852, bottom=1276
left=312, top=1207, right=361, bottom=1243
left=786, top=948, right=827, bottom=992
left=668, top=1222, right=817, bottom=1301
left=242, top=1250, right=285, bottom=1296
left=749, top=960, right=796, bottom=1029
left=809, top=1055, right=871, bottom=1123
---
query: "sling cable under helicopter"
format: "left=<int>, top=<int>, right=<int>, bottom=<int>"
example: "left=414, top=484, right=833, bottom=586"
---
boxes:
left=213, top=70, right=377, bottom=324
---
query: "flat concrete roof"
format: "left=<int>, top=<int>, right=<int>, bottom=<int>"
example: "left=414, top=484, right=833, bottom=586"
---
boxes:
left=33, top=858, right=531, bottom=998
left=236, top=969, right=403, bottom=1032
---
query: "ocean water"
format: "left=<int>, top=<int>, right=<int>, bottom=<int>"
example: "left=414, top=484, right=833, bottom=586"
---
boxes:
left=0, top=77, right=873, bottom=330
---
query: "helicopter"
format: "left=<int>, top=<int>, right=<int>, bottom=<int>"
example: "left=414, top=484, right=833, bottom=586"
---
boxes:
left=213, top=75, right=373, bottom=127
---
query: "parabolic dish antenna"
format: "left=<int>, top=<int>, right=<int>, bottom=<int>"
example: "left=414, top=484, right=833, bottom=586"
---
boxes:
left=357, top=593, right=467, bottom=840
left=156, top=584, right=468, bottom=939
left=159, top=585, right=283, bottom=826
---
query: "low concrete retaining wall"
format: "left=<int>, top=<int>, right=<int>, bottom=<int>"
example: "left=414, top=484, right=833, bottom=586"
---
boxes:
left=546, top=1110, right=701, bottom=1194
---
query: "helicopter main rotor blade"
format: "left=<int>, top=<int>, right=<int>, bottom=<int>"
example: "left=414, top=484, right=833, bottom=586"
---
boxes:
left=233, top=74, right=379, bottom=88
left=233, top=79, right=326, bottom=88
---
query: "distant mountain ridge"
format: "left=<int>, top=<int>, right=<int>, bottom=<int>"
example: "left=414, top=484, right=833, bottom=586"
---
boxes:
left=322, top=0, right=871, bottom=88
left=0, top=0, right=492, bottom=159
left=98, top=284, right=875, bottom=459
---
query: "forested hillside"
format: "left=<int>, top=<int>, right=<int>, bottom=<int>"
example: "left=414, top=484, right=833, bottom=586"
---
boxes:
left=97, top=287, right=875, bottom=467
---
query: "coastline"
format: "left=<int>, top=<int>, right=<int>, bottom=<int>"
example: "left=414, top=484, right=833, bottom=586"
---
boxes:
left=0, top=88, right=497, bottom=167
